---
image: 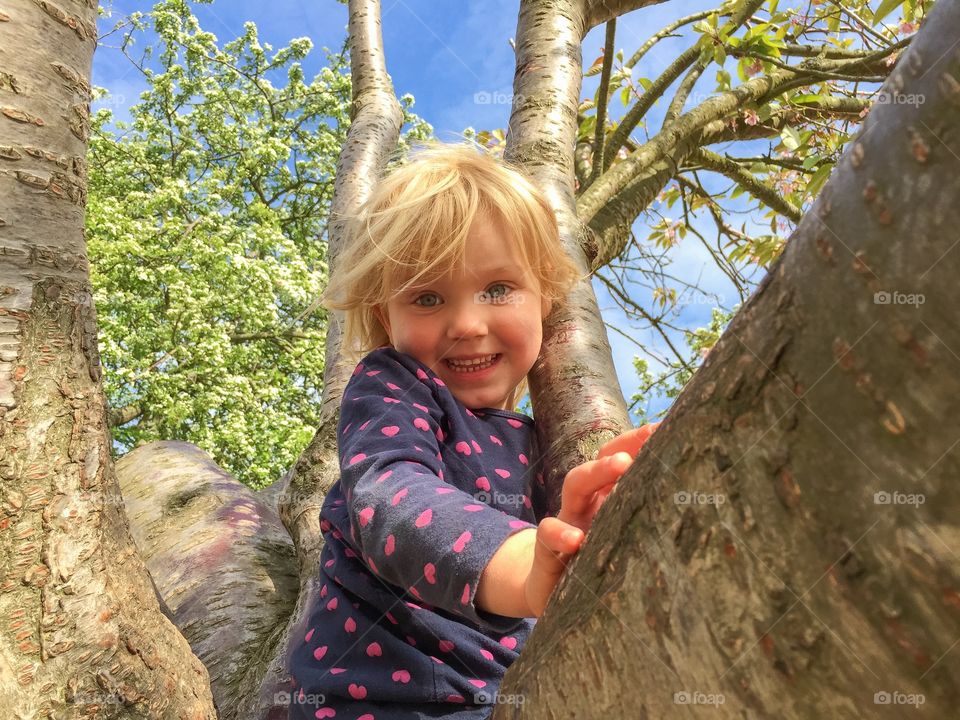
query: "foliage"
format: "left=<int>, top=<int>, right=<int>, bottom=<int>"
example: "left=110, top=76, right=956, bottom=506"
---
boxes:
left=475, top=0, right=934, bottom=424
left=629, top=306, right=737, bottom=424
left=88, top=0, right=432, bottom=487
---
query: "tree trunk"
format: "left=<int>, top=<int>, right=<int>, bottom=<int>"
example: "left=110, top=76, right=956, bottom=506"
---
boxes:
left=495, top=0, right=960, bottom=716
left=0, top=1, right=215, bottom=717
left=114, top=442, right=299, bottom=719
left=6, top=0, right=960, bottom=716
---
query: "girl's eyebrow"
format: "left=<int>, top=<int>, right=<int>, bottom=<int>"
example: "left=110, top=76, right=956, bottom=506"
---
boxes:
left=405, top=266, right=520, bottom=290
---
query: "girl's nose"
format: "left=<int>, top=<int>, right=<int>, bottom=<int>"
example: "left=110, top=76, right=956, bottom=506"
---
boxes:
left=446, top=297, right=488, bottom=339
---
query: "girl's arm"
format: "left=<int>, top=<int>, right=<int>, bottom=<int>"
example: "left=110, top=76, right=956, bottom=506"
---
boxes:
left=336, top=349, right=536, bottom=631
left=477, top=424, right=659, bottom=618
left=475, top=519, right=585, bottom=618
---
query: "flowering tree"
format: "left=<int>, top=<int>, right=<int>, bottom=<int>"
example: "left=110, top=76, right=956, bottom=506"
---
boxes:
left=2, top=0, right=957, bottom=717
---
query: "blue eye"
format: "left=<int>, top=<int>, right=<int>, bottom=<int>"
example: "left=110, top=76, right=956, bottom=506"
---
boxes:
left=414, top=293, right=440, bottom=307
left=487, top=284, right=510, bottom=299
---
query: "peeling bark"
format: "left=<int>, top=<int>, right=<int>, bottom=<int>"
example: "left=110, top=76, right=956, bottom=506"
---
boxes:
left=114, top=442, right=298, bottom=720
left=505, top=0, right=635, bottom=518
left=496, top=2, right=960, bottom=716
left=0, top=1, right=216, bottom=716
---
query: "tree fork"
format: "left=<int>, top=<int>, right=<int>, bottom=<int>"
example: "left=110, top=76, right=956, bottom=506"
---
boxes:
left=0, top=1, right=216, bottom=715
left=496, top=1, right=960, bottom=716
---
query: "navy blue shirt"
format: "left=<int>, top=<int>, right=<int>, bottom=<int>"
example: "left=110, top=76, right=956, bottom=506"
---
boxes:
left=289, top=347, right=544, bottom=719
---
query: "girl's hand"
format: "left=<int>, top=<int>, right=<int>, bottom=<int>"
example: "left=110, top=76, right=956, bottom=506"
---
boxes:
left=557, top=422, right=660, bottom=533
left=523, top=423, right=660, bottom=617
left=524, top=516, right=584, bottom=617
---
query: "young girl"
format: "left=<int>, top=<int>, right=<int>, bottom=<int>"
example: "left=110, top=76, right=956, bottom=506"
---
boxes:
left=288, top=143, right=657, bottom=719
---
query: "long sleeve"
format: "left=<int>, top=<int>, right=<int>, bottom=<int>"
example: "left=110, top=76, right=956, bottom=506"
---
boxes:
left=337, top=351, right=535, bottom=632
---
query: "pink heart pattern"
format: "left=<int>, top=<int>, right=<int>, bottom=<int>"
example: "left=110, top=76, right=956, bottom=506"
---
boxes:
left=302, top=348, right=542, bottom=710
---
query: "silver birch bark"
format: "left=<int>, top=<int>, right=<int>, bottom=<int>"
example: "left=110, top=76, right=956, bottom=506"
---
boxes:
left=0, top=1, right=215, bottom=716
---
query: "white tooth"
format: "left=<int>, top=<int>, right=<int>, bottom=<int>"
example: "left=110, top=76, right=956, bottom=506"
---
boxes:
left=449, top=354, right=495, bottom=366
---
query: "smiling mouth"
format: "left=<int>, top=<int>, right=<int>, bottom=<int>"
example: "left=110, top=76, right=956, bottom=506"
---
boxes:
left=445, top=354, right=500, bottom=372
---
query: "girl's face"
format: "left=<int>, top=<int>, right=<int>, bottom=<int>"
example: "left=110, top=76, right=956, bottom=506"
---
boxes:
left=374, top=215, right=552, bottom=411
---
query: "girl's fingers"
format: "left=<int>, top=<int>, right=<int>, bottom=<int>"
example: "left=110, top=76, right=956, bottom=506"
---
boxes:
left=533, top=518, right=583, bottom=573
left=558, top=453, right=632, bottom=526
left=597, top=422, right=660, bottom=460
left=563, top=452, right=632, bottom=501
left=527, top=518, right=584, bottom=616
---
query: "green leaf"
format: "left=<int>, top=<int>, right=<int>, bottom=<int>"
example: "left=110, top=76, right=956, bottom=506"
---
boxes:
left=791, top=93, right=830, bottom=105
left=875, top=0, right=906, bottom=23
left=780, top=125, right=802, bottom=150
left=806, top=163, right=834, bottom=196
left=578, top=114, right=596, bottom=140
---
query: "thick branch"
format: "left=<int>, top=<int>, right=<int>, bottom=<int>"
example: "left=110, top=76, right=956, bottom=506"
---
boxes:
left=248, top=0, right=405, bottom=716
left=581, top=67, right=796, bottom=228
left=581, top=97, right=868, bottom=268
left=504, top=0, right=634, bottom=514
left=582, top=0, right=669, bottom=32
left=108, top=403, right=143, bottom=427
left=687, top=147, right=802, bottom=222
left=591, top=19, right=617, bottom=181
left=498, top=3, right=960, bottom=714
left=116, top=442, right=298, bottom=720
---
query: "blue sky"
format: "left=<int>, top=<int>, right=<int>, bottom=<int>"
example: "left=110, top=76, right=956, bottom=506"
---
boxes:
left=94, top=0, right=770, bottom=422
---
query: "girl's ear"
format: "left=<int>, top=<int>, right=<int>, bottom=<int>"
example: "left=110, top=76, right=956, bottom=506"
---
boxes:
left=373, top=304, right=392, bottom=338
left=541, top=294, right=553, bottom=319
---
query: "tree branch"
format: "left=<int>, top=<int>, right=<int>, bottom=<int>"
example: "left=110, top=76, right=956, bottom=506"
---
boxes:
left=108, top=403, right=143, bottom=427
left=579, top=93, right=867, bottom=269
left=619, top=9, right=714, bottom=73
left=248, top=0, right=406, bottom=716
left=582, top=0, right=669, bottom=33
left=594, top=269, right=693, bottom=370
left=686, top=147, right=802, bottom=222
left=591, top=19, right=617, bottom=181
left=582, top=43, right=898, bottom=239
left=602, top=0, right=765, bottom=171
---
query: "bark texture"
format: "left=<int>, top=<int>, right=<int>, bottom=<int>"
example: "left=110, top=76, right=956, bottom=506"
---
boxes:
left=0, top=1, right=215, bottom=716
left=114, top=442, right=298, bottom=720
left=505, top=0, right=635, bottom=518
left=243, top=1, right=407, bottom=716
left=495, top=2, right=960, bottom=716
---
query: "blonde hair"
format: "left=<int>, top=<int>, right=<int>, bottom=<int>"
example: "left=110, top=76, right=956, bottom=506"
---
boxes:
left=322, top=141, right=585, bottom=411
